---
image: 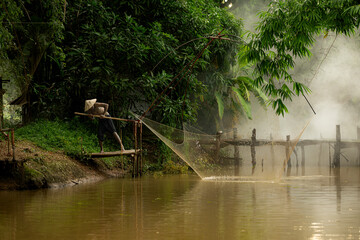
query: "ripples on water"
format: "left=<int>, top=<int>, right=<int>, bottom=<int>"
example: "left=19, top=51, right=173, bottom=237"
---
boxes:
left=0, top=167, right=359, bottom=240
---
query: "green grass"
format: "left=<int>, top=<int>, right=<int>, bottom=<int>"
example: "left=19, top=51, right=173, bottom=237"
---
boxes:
left=15, top=118, right=189, bottom=175
left=16, top=118, right=120, bottom=158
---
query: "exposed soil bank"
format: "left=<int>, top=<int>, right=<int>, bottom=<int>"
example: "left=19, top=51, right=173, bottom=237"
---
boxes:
left=0, top=140, right=128, bottom=190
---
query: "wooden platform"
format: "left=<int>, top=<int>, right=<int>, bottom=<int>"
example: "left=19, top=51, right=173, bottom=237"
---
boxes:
left=91, top=149, right=140, bottom=158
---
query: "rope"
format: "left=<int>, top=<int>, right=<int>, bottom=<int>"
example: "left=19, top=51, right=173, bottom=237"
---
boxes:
left=180, top=32, right=222, bottom=121
left=302, top=35, right=338, bottom=115
left=141, top=45, right=206, bottom=119
left=151, top=34, right=243, bottom=73
left=151, top=37, right=208, bottom=72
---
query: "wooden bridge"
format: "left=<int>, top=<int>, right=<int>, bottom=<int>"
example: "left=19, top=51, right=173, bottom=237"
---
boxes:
left=204, top=125, right=360, bottom=169
left=2, top=122, right=359, bottom=179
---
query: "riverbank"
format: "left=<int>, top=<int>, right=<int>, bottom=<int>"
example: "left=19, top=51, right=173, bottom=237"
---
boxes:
left=0, top=119, right=189, bottom=190
left=0, top=140, right=128, bottom=190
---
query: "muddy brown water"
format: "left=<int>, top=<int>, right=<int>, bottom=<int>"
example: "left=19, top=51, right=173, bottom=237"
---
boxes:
left=0, top=167, right=359, bottom=240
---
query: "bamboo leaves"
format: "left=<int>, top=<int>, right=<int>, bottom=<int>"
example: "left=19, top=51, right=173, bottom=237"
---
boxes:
left=212, top=74, right=269, bottom=122
left=246, top=0, right=360, bottom=115
left=232, top=87, right=252, bottom=120
left=215, top=92, right=225, bottom=119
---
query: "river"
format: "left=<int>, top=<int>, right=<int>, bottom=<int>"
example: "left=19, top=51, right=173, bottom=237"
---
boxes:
left=0, top=167, right=359, bottom=240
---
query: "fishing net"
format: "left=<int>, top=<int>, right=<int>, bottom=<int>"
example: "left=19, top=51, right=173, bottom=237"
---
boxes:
left=136, top=113, right=310, bottom=180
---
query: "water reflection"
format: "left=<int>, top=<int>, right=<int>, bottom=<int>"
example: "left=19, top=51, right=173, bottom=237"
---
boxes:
left=0, top=168, right=359, bottom=240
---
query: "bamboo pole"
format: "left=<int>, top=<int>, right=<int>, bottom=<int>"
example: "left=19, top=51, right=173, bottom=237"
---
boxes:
left=7, top=130, right=10, bottom=156
left=133, top=121, right=138, bottom=177
left=74, top=112, right=136, bottom=122
left=11, top=129, right=15, bottom=161
left=0, top=78, right=3, bottom=129
left=91, top=150, right=137, bottom=158
left=140, top=122, right=143, bottom=176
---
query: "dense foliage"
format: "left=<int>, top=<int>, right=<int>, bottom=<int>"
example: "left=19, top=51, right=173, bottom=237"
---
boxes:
left=1, top=0, right=360, bottom=126
left=1, top=0, right=248, bottom=130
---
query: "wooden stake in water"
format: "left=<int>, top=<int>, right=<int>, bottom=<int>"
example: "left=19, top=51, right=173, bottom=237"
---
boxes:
left=357, top=127, right=360, bottom=166
left=233, top=128, right=240, bottom=176
left=216, top=131, right=222, bottom=164
left=333, top=125, right=341, bottom=168
left=251, top=129, right=256, bottom=167
left=286, top=135, right=291, bottom=168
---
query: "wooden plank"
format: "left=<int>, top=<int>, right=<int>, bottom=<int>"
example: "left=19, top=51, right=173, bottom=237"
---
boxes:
left=197, top=135, right=360, bottom=149
left=297, top=139, right=335, bottom=146
left=91, top=149, right=139, bottom=158
left=74, top=112, right=137, bottom=122
left=0, top=128, right=13, bottom=132
left=340, top=142, right=360, bottom=148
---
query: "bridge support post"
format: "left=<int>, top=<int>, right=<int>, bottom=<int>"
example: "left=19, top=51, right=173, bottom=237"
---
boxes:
left=357, top=127, right=360, bottom=166
left=301, top=145, right=305, bottom=167
left=133, top=121, right=138, bottom=177
left=215, top=131, right=222, bottom=164
left=132, top=121, right=142, bottom=177
left=318, top=135, right=323, bottom=166
left=270, top=134, right=275, bottom=170
left=333, top=125, right=341, bottom=168
left=251, top=129, right=256, bottom=167
left=286, top=135, right=291, bottom=168
left=233, top=128, right=240, bottom=176
left=301, top=145, right=305, bottom=175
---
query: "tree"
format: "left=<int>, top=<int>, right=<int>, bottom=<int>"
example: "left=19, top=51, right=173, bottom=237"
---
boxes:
left=0, top=0, right=65, bottom=122
left=60, top=0, right=244, bottom=128
left=246, top=0, right=360, bottom=115
left=2, top=0, right=245, bottom=126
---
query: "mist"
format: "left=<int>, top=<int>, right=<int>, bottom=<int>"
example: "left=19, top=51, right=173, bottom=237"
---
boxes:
left=230, top=1, right=360, bottom=143
left=276, top=34, right=360, bottom=141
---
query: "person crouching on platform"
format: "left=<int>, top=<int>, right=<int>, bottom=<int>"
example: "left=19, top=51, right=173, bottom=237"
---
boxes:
left=84, top=99, right=125, bottom=153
